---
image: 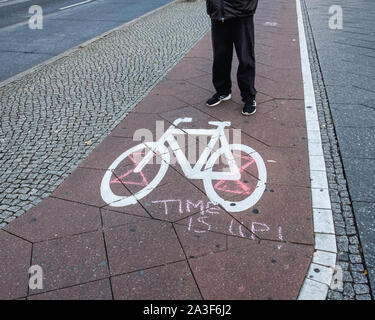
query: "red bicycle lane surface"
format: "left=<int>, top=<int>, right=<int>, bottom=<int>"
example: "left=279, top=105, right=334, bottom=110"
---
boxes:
left=0, top=0, right=317, bottom=300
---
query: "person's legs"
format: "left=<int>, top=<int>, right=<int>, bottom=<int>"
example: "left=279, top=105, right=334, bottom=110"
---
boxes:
left=211, top=19, right=234, bottom=96
left=233, top=15, right=256, bottom=102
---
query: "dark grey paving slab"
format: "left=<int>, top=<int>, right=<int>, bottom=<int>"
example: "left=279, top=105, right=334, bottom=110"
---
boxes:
left=330, top=104, right=375, bottom=128
left=318, top=70, right=363, bottom=87
left=353, top=202, right=375, bottom=269
left=342, top=158, right=375, bottom=202
left=305, top=0, right=375, bottom=299
left=325, top=85, right=375, bottom=106
left=335, top=127, right=375, bottom=159
left=335, top=38, right=375, bottom=51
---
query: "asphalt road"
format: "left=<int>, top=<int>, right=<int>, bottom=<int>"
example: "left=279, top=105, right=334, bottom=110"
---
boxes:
left=0, top=0, right=84, bottom=28
left=0, top=0, right=173, bottom=82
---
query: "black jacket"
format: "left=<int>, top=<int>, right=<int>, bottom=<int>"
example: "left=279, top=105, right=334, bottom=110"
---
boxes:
left=206, top=0, right=258, bottom=21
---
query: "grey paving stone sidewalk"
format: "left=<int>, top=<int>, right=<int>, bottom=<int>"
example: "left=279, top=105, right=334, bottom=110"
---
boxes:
left=0, top=0, right=210, bottom=227
left=304, top=0, right=374, bottom=299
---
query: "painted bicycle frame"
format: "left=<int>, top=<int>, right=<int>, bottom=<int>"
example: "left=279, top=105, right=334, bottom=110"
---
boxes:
left=134, top=117, right=241, bottom=181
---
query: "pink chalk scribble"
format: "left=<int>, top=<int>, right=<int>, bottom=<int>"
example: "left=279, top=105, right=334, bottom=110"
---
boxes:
left=214, top=154, right=256, bottom=195
left=110, top=152, right=150, bottom=187
left=110, top=151, right=256, bottom=196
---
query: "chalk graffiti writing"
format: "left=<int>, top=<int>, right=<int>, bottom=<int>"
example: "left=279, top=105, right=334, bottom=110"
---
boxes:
left=149, top=198, right=283, bottom=244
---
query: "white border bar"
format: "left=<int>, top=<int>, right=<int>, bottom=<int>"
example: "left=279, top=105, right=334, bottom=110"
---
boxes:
left=60, top=0, right=92, bottom=11
left=296, top=0, right=337, bottom=300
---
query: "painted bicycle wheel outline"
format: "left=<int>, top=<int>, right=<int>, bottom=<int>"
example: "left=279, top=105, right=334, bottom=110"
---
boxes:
left=100, top=142, right=170, bottom=207
left=101, top=143, right=266, bottom=212
left=202, top=144, right=267, bottom=213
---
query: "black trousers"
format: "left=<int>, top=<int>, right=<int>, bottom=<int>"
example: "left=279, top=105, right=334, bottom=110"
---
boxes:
left=211, top=16, right=256, bottom=102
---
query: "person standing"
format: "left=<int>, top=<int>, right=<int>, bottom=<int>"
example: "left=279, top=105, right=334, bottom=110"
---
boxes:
left=205, top=0, right=258, bottom=115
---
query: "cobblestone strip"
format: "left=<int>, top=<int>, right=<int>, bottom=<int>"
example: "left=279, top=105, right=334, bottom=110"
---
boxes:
left=301, top=0, right=373, bottom=300
left=0, top=0, right=210, bottom=228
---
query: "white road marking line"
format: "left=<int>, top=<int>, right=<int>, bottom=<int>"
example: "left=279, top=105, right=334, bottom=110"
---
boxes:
left=59, top=0, right=91, bottom=11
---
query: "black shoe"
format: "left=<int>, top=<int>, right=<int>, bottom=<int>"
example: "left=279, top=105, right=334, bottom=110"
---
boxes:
left=206, top=93, right=231, bottom=107
left=242, top=99, right=256, bottom=116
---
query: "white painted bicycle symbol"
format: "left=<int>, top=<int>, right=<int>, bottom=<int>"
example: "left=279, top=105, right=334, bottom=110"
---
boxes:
left=101, top=118, right=267, bottom=212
